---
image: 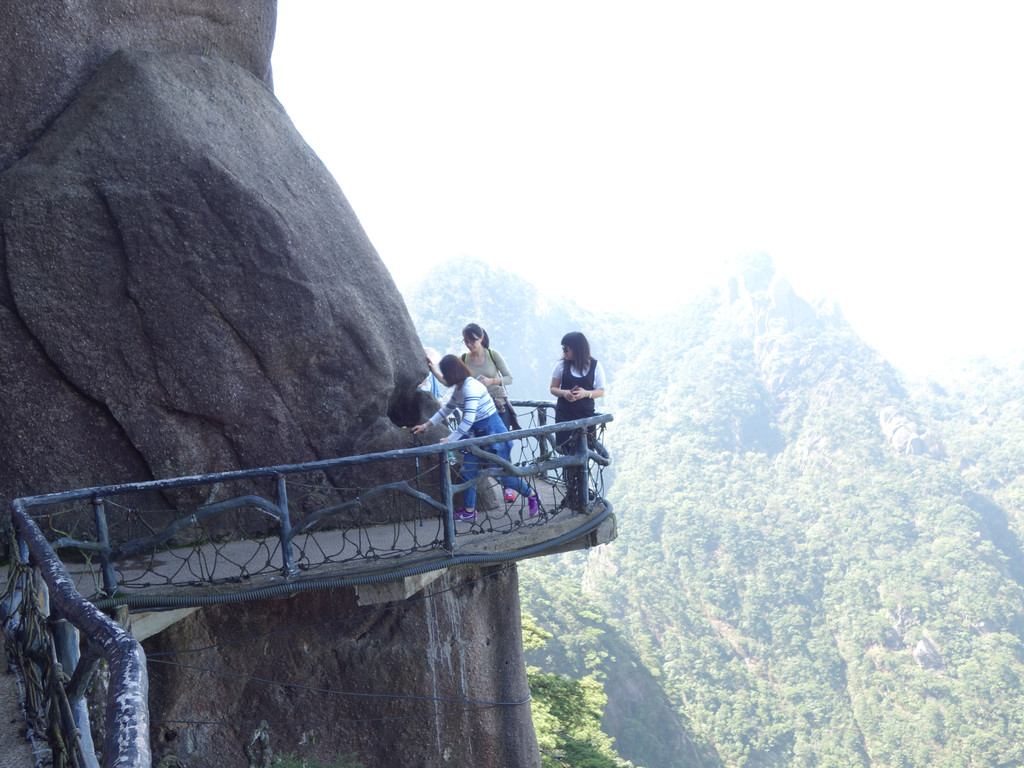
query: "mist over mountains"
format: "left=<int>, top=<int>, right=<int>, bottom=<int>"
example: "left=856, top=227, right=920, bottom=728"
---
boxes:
left=404, top=254, right=1024, bottom=768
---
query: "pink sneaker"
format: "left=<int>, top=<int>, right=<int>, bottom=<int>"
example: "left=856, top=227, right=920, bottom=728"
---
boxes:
left=528, top=495, right=539, bottom=517
left=504, top=488, right=518, bottom=503
left=455, top=508, right=477, bottom=521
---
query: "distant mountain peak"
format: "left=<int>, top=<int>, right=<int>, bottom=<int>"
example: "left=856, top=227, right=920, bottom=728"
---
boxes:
left=722, top=252, right=846, bottom=338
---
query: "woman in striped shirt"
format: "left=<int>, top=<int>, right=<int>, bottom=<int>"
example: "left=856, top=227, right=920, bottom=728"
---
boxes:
left=412, top=355, right=539, bottom=521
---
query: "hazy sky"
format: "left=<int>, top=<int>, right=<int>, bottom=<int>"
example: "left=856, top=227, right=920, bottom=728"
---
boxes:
left=271, top=2, right=1023, bottom=377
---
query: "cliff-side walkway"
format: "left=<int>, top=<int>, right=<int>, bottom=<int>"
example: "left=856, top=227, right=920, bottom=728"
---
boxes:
left=2, top=406, right=614, bottom=768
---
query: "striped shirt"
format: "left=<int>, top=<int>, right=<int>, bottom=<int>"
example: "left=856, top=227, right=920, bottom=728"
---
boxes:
left=428, top=377, right=498, bottom=440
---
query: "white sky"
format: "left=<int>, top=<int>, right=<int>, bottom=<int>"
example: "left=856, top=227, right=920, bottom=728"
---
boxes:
left=271, top=2, right=1024, bottom=377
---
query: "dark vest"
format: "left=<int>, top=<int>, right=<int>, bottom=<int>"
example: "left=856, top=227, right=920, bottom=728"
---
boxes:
left=555, top=359, right=597, bottom=424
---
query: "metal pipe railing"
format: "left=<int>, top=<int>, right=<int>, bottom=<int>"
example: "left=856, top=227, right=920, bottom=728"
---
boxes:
left=7, top=501, right=151, bottom=768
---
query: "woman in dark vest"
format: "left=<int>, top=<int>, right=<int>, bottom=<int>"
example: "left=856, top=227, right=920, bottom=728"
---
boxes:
left=550, top=332, right=606, bottom=508
left=550, top=331, right=607, bottom=453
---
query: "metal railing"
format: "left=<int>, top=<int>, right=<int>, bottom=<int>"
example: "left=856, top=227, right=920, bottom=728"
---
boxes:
left=2, top=527, right=150, bottom=768
left=2, top=403, right=612, bottom=768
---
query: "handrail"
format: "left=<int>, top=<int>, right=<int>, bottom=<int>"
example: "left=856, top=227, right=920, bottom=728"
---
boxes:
left=16, top=414, right=610, bottom=510
left=7, top=503, right=151, bottom=768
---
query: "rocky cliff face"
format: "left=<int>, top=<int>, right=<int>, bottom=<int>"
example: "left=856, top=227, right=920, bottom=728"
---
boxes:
left=723, top=254, right=849, bottom=398
left=143, top=567, right=540, bottom=767
left=723, top=254, right=947, bottom=461
left=1, top=5, right=537, bottom=765
left=0, top=23, right=428, bottom=505
left=0, top=0, right=277, bottom=173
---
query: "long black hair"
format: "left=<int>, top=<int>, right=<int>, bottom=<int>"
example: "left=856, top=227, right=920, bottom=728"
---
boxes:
left=560, top=331, right=592, bottom=371
left=462, top=323, right=490, bottom=349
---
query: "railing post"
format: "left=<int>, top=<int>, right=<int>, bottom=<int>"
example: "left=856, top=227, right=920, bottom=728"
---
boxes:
left=53, top=618, right=100, bottom=768
left=275, top=476, right=297, bottom=577
left=567, top=429, right=587, bottom=511
left=92, top=498, right=117, bottom=598
left=13, top=501, right=152, bottom=768
left=537, top=407, right=551, bottom=482
left=17, top=528, right=29, bottom=566
left=441, top=451, right=456, bottom=551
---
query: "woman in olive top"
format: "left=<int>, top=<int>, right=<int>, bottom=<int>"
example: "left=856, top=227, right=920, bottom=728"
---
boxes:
left=428, top=323, right=518, bottom=429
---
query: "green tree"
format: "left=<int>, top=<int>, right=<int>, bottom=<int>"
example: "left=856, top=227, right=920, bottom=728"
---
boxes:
left=524, top=612, right=635, bottom=768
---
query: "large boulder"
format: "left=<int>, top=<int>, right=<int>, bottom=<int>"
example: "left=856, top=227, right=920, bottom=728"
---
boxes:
left=0, top=0, right=276, bottom=172
left=879, top=406, right=944, bottom=458
left=0, top=49, right=427, bottom=506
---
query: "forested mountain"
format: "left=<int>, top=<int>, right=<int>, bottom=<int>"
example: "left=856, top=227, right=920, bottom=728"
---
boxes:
left=404, top=254, right=1024, bottom=768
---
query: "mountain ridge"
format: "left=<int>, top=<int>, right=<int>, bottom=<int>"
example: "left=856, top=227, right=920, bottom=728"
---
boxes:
left=405, top=253, right=1024, bottom=768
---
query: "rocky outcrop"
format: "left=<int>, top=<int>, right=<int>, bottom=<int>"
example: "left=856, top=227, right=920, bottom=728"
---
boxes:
left=912, top=633, right=945, bottom=670
left=0, top=49, right=429, bottom=506
left=879, top=406, right=944, bottom=458
left=143, top=566, right=540, bottom=767
left=723, top=253, right=834, bottom=337
left=0, top=0, right=276, bottom=173
left=723, top=254, right=850, bottom=399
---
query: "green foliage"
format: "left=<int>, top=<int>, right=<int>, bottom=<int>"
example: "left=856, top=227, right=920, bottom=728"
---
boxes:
left=521, top=571, right=704, bottom=768
left=523, top=611, right=554, bottom=651
left=529, top=670, right=628, bottom=768
left=524, top=610, right=637, bottom=768
left=586, top=294, right=1024, bottom=767
left=541, top=299, right=1024, bottom=766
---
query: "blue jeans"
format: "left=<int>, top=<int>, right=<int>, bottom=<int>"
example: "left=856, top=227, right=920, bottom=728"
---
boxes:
left=459, top=413, right=532, bottom=509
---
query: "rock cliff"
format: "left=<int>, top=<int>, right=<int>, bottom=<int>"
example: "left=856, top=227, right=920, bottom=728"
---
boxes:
left=0, top=21, right=426, bottom=504
left=1, top=4, right=538, bottom=765
left=1, top=0, right=276, bottom=173
left=144, top=567, right=540, bottom=767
